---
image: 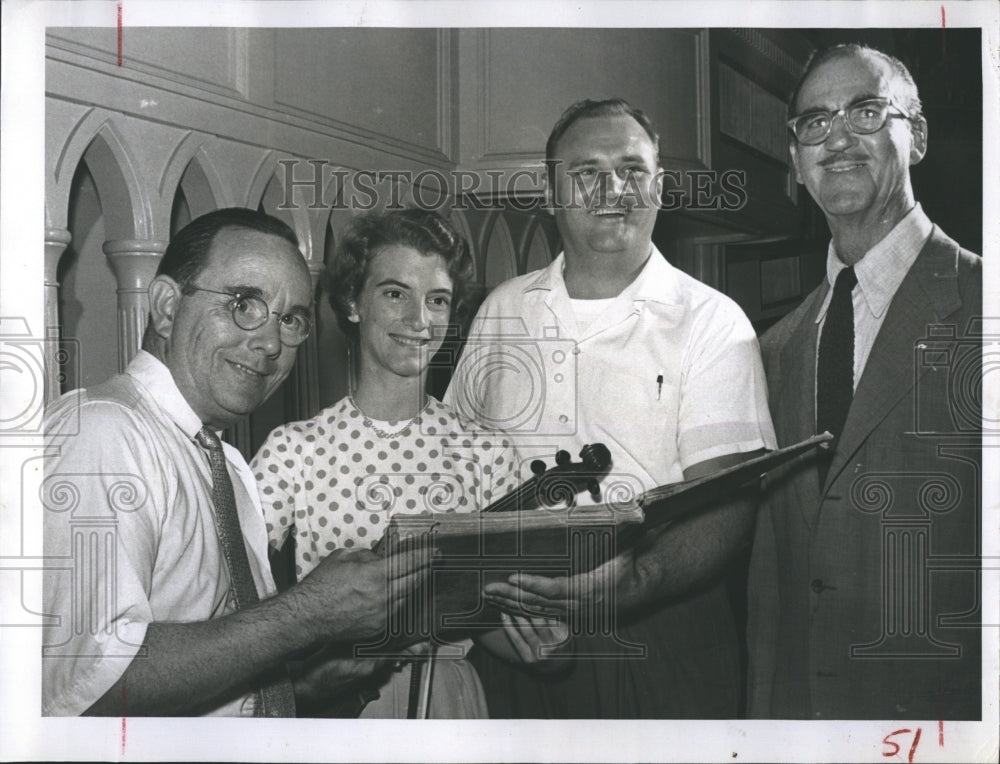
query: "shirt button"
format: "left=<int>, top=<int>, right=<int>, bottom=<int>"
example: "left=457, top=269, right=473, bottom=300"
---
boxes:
left=811, top=578, right=826, bottom=594
left=558, top=414, right=569, bottom=424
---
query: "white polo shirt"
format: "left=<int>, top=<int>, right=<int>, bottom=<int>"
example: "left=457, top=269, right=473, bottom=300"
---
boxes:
left=445, top=248, right=776, bottom=502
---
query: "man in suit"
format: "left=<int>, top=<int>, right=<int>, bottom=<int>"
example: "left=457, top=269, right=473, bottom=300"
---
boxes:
left=747, top=44, right=982, bottom=720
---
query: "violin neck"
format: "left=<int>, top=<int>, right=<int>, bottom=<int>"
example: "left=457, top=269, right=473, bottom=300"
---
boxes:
left=481, top=475, right=541, bottom=513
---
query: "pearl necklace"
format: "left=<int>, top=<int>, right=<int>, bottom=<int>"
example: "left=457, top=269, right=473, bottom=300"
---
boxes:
left=348, top=394, right=428, bottom=440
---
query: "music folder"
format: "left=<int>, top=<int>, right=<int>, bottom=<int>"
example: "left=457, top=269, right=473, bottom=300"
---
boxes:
left=374, top=433, right=832, bottom=642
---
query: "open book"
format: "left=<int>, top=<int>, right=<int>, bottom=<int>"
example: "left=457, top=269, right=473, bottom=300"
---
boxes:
left=364, top=433, right=832, bottom=647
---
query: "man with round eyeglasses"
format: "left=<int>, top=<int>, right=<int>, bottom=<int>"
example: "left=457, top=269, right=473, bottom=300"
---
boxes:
left=747, top=45, right=982, bottom=720
left=183, top=284, right=314, bottom=346
left=42, top=208, right=429, bottom=716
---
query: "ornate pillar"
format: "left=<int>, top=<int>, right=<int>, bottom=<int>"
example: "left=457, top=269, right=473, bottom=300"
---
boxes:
left=290, top=263, right=323, bottom=420
left=44, top=228, right=72, bottom=402
left=103, top=239, right=167, bottom=373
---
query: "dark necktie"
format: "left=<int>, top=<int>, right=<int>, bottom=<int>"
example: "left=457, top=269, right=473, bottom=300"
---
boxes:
left=816, top=266, right=858, bottom=485
left=196, top=426, right=297, bottom=717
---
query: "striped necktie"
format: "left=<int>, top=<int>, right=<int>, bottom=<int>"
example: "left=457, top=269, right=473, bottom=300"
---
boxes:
left=196, top=426, right=297, bottom=717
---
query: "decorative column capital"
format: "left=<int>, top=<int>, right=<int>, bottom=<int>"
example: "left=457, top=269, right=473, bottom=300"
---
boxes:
left=43, top=227, right=74, bottom=401
left=102, top=239, right=168, bottom=289
left=101, top=239, right=168, bottom=372
left=43, top=228, right=73, bottom=285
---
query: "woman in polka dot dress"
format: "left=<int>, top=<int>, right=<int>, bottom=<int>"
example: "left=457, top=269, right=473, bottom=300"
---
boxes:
left=253, top=209, right=563, bottom=718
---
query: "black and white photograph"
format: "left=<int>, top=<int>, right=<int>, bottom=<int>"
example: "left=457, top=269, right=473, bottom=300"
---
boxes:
left=0, top=1, right=997, bottom=761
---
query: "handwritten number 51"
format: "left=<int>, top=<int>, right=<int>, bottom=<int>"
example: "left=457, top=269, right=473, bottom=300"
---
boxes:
left=882, top=728, right=922, bottom=762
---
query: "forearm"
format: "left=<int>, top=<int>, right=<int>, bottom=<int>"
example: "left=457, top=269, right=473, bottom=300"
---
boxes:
left=82, top=545, right=424, bottom=716
left=611, top=496, right=755, bottom=612
left=84, top=586, right=327, bottom=716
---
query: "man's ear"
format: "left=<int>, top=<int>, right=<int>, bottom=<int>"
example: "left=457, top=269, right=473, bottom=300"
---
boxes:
left=789, top=142, right=804, bottom=184
left=148, top=275, right=181, bottom=339
left=909, top=116, right=928, bottom=165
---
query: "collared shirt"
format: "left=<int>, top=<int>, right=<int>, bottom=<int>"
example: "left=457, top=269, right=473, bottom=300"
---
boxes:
left=445, top=248, right=776, bottom=501
left=815, top=204, right=933, bottom=390
left=42, top=350, right=275, bottom=716
left=252, top=395, right=516, bottom=718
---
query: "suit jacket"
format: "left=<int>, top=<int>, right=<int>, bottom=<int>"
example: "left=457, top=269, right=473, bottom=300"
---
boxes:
left=747, top=227, right=982, bottom=720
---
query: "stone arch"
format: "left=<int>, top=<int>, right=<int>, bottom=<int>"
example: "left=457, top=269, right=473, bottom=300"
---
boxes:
left=521, top=215, right=555, bottom=273
left=57, top=118, right=149, bottom=241
left=449, top=208, right=479, bottom=282
left=160, top=134, right=232, bottom=233
left=481, top=212, right=517, bottom=289
left=245, top=152, right=316, bottom=263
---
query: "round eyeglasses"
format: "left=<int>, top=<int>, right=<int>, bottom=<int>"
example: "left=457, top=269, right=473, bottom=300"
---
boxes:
left=787, top=98, right=911, bottom=146
left=188, top=285, right=312, bottom=346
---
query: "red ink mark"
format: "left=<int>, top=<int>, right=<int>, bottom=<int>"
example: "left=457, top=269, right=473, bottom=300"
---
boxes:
left=116, top=2, right=123, bottom=66
left=907, top=727, right=922, bottom=763
left=120, top=684, right=127, bottom=754
left=940, top=5, right=946, bottom=28
left=883, top=728, right=924, bottom=760
left=938, top=719, right=943, bottom=746
left=883, top=728, right=910, bottom=758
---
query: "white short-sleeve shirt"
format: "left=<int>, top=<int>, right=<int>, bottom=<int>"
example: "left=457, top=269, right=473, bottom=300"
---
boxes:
left=42, top=351, right=275, bottom=716
left=445, top=248, right=777, bottom=502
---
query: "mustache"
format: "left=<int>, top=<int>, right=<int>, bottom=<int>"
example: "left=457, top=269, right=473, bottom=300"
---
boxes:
left=819, top=154, right=868, bottom=167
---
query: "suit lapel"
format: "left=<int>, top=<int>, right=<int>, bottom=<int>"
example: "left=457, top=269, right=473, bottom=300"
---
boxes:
left=823, top=228, right=963, bottom=492
left=775, top=285, right=826, bottom=528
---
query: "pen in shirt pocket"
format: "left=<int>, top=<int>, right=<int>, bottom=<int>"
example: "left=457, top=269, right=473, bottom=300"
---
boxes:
left=656, top=372, right=663, bottom=401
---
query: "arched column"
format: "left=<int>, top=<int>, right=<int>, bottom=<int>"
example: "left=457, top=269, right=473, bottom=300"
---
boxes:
left=44, top=227, right=72, bottom=402
left=297, top=260, right=324, bottom=418
left=103, top=239, right=168, bottom=372
left=287, top=263, right=324, bottom=422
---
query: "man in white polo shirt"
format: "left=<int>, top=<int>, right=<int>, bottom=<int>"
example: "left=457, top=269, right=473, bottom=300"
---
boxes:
left=446, top=98, right=776, bottom=718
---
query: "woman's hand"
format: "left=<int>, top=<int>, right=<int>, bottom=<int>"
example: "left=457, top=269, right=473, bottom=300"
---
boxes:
left=500, top=612, right=571, bottom=665
left=474, top=614, right=572, bottom=673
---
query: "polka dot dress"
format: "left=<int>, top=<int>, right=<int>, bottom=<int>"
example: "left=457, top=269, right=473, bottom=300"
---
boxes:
left=252, top=395, right=519, bottom=579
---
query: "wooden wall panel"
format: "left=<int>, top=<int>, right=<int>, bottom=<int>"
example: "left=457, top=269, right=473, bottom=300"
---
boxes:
left=459, top=28, right=706, bottom=190
left=48, top=27, right=247, bottom=98
left=272, top=28, right=451, bottom=161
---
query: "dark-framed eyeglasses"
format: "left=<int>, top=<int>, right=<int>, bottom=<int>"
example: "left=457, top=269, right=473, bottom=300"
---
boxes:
left=787, top=97, right=911, bottom=146
left=188, top=285, right=313, bottom=347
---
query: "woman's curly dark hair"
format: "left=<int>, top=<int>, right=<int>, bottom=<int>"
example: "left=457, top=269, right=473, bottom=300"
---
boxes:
left=325, top=208, right=474, bottom=337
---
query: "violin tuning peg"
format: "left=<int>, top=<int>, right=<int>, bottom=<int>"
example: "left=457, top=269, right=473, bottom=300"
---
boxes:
left=530, top=459, right=547, bottom=476
left=555, top=450, right=570, bottom=466
left=580, top=443, right=611, bottom=471
left=587, top=478, right=601, bottom=500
